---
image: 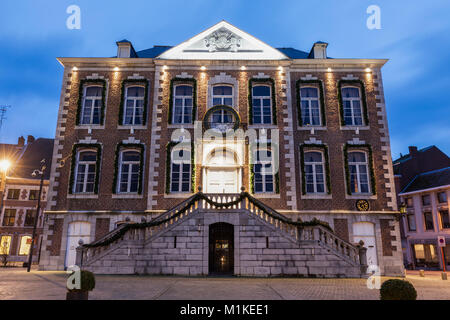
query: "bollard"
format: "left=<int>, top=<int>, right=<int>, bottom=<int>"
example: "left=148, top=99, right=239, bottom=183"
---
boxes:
left=419, top=269, right=425, bottom=277
left=442, top=272, right=448, bottom=280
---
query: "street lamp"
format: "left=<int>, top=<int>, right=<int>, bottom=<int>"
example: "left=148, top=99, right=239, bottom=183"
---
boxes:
left=26, top=159, right=46, bottom=272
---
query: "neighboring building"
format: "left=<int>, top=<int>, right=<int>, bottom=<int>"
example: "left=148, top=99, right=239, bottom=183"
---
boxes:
left=0, top=136, right=54, bottom=266
left=394, top=145, right=450, bottom=269
left=39, top=21, right=403, bottom=277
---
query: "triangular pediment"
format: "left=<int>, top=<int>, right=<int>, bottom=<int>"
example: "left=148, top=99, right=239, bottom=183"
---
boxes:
left=157, top=21, right=289, bottom=60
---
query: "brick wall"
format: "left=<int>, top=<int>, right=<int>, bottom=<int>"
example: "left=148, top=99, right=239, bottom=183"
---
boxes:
left=47, top=218, right=63, bottom=256
left=380, top=219, right=396, bottom=256
left=333, top=219, right=349, bottom=242
left=95, top=218, right=110, bottom=240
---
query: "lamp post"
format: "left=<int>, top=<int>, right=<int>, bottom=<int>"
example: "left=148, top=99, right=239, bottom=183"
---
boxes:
left=26, top=159, right=46, bottom=272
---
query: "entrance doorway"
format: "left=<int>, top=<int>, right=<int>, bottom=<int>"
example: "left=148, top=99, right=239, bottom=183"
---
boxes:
left=209, top=223, right=234, bottom=274
left=65, top=221, right=91, bottom=268
left=353, top=222, right=378, bottom=267
left=204, top=148, right=241, bottom=193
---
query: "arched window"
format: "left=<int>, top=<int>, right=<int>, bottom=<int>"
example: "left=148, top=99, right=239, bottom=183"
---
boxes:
left=254, top=149, right=275, bottom=193
left=81, top=86, right=102, bottom=125
left=342, top=87, right=363, bottom=126
left=348, top=151, right=370, bottom=193
left=118, top=150, right=141, bottom=193
left=173, top=85, right=193, bottom=124
left=304, top=151, right=325, bottom=193
left=74, top=150, right=98, bottom=193
left=252, top=85, right=272, bottom=124
left=170, top=148, right=191, bottom=193
left=212, top=85, right=233, bottom=106
left=300, top=87, right=321, bottom=126
left=124, top=86, right=145, bottom=125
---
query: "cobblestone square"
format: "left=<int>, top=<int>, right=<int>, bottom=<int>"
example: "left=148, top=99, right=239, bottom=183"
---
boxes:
left=0, top=269, right=449, bottom=300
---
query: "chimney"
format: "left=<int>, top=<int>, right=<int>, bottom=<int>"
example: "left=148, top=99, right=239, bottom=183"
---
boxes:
left=116, top=39, right=137, bottom=58
left=408, top=146, right=418, bottom=157
left=27, top=135, right=35, bottom=144
left=309, top=41, right=328, bottom=59
left=17, top=136, right=25, bottom=147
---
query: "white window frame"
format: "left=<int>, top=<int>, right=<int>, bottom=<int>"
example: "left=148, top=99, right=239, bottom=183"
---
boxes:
left=117, top=149, right=141, bottom=194
left=252, top=84, right=273, bottom=125
left=212, top=84, right=233, bottom=107
left=170, top=148, right=191, bottom=193
left=73, top=149, right=98, bottom=194
left=303, top=150, right=326, bottom=194
left=253, top=149, right=275, bottom=193
left=81, top=85, right=103, bottom=125
left=342, top=86, right=364, bottom=126
left=300, top=86, right=322, bottom=126
left=123, top=85, right=145, bottom=125
left=172, top=84, right=194, bottom=124
left=348, top=151, right=371, bottom=194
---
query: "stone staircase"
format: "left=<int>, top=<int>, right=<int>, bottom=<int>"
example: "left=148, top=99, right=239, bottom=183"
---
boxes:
left=76, top=192, right=367, bottom=277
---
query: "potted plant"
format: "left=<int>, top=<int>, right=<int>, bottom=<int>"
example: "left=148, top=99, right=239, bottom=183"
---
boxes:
left=380, top=279, right=417, bottom=300
left=66, top=270, right=96, bottom=300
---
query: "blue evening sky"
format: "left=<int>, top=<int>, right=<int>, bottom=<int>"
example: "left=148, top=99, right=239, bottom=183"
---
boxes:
left=0, top=0, right=449, bottom=159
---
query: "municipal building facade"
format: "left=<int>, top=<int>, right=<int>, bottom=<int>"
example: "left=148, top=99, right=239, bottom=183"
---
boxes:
left=39, top=21, right=404, bottom=277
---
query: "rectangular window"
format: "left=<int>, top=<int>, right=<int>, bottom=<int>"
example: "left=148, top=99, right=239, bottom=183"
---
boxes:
left=300, top=87, right=321, bottom=126
left=407, top=214, right=417, bottom=231
left=7, top=189, right=20, bottom=200
left=81, top=86, right=102, bottom=125
left=212, top=85, right=233, bottom=107
left=2, top=209, right=16, bottom=226
left=173, top=85, right=193, bottom=124
left=18, top=236, right=32, bottom=256
left=348, top=151, right=370, bottom=194
left=406, top=197, right=413, bottom=208
left=440, top=210, right=450, bottom=229
left=123, top=86, right=145, bottom=125
left=253, top=150, right=275, bottom=193
left=303, top=151, right=326, bottom=194
left=252, top=85, right=272, bottom=124
left=28, top=190, right=39, bottom=200
left=438, top=192, right=447, bottom=203
left=422, top=195, right=431, bottom=206
left=0, top=236, right=11, bottom=255
left=24, top=210, right=36, bottom=227
left=170, top=149, right=191, bottom=193
left=423, top=212, right=434, bottom=231
left=118, top=150, right=141, bottom=193
left=413, top=244, right=439, bottom=268
left=342, top=87, right=363, bottom=126
left=74, top=150, right=98, bottom=193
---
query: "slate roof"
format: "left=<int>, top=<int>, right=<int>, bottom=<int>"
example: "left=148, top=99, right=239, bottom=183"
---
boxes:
left=135, top=46, right=313, bottom=59
left=400, top=167, right=450, bottom=194
left=393, top=145, right=435, bottom=165
left=9, top=138, right=54, bottom=180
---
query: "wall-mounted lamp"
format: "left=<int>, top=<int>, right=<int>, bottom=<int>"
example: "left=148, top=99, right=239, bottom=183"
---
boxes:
left=200, top=66, right=206, bottom=71
left=113, top=67, right=120, bottom=71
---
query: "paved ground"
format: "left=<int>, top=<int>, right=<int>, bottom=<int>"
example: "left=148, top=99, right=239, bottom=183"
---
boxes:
left=0, top=268, right=449, bottom=300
